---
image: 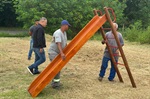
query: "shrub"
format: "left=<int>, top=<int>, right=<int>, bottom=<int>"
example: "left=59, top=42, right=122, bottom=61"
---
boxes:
left=138, top=26, right=150, bottom=44
left=122, top=21, right=150, bottom=44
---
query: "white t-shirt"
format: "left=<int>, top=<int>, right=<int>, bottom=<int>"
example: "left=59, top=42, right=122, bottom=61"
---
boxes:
left=48, top=29, right=67, bottom=54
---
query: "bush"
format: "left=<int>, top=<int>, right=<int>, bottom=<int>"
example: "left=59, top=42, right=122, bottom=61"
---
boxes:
left=122, top=21, right=150, bottom=44
left=138, top=26, right=150, bottom=44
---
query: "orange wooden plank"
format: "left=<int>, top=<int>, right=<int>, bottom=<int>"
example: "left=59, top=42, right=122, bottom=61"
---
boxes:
left=28, top=15, right=107, bottom=97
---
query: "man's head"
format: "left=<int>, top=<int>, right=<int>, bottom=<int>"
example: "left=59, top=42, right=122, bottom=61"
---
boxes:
left=61, top=20, right=71, bottom=31
left=113, top=23, right=118, bottom=30
left=39, top=17, right=47, bottom=27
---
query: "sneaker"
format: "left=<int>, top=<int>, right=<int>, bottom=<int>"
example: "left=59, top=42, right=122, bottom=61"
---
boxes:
left=33, top=71, right=41, bottom=75
left=98, top=77, right=103, bottom=81
left=28, top=57, right=31, bottom=60
left=27, top=67, right=33, bottom=75
left=109, top=79, right=115, bottom=82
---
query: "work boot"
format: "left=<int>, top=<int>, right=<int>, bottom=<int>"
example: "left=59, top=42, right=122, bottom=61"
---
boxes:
left=51, top=82, right=63, bottom=89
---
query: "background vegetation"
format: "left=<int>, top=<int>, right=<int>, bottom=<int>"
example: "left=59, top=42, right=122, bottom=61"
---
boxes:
left=0, top=0, right=149, bottom=43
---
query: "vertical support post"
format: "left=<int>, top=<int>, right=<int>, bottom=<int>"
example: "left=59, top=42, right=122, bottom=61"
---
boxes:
left=104, top=7, right=136, bottom=88
left=93, top=10, right=123, bottom=82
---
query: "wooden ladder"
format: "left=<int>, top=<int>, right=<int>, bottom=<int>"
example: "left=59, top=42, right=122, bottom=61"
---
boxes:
left=94, top=7, right=136, bottom=88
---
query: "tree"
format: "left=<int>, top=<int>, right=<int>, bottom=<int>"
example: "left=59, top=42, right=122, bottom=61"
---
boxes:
left=0, top=0, right=19, bottom=27
left=14, top=0, right=126, bottom=38
left=90, top=0, right=127, bottom=27
left=124, top=0, right=150, bottom=28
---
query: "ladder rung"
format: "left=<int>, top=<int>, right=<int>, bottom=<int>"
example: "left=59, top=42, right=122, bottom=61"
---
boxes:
left=113, top=54, right=121, bottom=57
left=116, top=62, right=125, bottom=66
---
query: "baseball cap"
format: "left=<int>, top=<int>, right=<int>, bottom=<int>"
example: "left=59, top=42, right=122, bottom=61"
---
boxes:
left=61, top=20, right=71, bottom=26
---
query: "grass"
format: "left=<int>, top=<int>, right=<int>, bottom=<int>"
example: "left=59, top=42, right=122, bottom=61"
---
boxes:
left=0, top=27, right=29, bottom=37
left=90, top=32, right=102, bottom=40
left=0, top=32, right=29, bottom=37
left=0, top=35, right=150, bottom=99
left=0, top=27, right=27, bottom=31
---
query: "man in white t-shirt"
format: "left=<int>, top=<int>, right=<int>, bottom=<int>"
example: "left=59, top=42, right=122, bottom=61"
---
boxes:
left=48, top=20, right=71, bottom=89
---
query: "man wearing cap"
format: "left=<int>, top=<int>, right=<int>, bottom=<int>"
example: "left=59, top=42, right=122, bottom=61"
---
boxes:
left=48, top=20, right=71, bottom=89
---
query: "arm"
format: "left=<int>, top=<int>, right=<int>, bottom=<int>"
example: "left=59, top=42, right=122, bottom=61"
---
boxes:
left=37, top=28, right=44, bottom=53
left=57, top=42, right=66, bottom=60
left=29, top=26, right=34, bottom=36
left=29, top=31, right=32, bottom=36
left=116, top=33, right=124, bottom=53
left=101, top=39, right=107, bottom=44
left=119, top=33, right=124, bottom=47
left=101, top=33, right=108, bottom=44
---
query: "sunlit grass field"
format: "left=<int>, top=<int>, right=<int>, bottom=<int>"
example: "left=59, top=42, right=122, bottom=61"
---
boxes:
left=0, top=35, right=150, bottom=99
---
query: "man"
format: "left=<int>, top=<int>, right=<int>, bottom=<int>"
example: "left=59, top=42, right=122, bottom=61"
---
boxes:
left=48, top=20, right=71, bottom=88
left=98, top=23, right=124, bottom=81
left=27, top=17, right=47, bottom=75
left=28, top=20, right=39, bottom=60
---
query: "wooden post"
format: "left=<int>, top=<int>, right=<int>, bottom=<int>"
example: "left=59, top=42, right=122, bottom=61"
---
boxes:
left=93, top=10, right=123, bottom=82
left=104, top=7, right=136, bottom=88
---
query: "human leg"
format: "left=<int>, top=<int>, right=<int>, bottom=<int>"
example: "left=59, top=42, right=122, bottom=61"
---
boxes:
left=28, top=39, right=33, bottom=60
left=48, top=53, right=61, bottom=88
left=29, top=48, right=46, bottom=74
left=108, top=59, right=118, bottom=81
left=99, top=57, right=110, bottom=78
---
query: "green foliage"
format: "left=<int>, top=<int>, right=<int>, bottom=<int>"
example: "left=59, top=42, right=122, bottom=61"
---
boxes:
left=13, top=0, right=126, bottom=39
left=0, top=0, right=20, bottom=27
left=138, top=26, right=150, bottom=44
left=124, top=0, right=150, bottom=28
left=122, top=21, right=150, bottom=44
left=90, top=0, right=126, bottom=25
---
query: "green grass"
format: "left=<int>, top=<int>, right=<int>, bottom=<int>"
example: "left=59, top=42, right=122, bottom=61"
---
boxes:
left=90, top=33, right=103, bottom=40
left=0, top=27, right=26, bottom=31
left=0, top=27, right=29, bottom=37
left=0, top=32, right=29, bottom=37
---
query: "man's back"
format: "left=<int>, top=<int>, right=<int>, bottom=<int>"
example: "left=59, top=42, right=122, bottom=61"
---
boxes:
left=104, top=31, right=124, bottom=59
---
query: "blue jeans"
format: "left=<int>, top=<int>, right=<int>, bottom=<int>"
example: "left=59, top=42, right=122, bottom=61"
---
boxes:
left=28, top=39, right=33, bottom=59
left=99, top=56, right=118, bottom=80
left=29, top=48, right=46, bottom=73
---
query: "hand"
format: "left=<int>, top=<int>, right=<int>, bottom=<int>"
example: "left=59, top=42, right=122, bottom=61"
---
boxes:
left=101, top=40, right=107, bottom=44
left=61, top=53, right=66, bottom=60
left=115, top=49, right=119, bottom=53
left=40, top=48, right=43, bottom=53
